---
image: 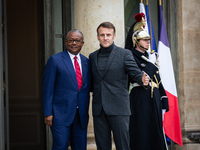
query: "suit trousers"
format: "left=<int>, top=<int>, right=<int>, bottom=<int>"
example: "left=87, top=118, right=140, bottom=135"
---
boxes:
left=93, top=109, right=131, bottom=150
left=51, top=109, right=87, bottom=150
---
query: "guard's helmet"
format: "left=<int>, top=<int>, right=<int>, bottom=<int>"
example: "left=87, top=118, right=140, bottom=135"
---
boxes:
left=132, top=13, right=151, bottom=48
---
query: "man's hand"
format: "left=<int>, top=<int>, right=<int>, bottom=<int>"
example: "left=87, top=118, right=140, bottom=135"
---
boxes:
left=142, top=72, right=149, bottom=86
left=44, top=115, right=53, bottom=127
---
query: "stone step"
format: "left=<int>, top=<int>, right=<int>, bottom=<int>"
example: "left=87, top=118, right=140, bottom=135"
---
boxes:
left=68, top=132, right=116, bottom=150
left=87, top=143, right=97, bottom=150
left=87, top=143, right=116, bottom=150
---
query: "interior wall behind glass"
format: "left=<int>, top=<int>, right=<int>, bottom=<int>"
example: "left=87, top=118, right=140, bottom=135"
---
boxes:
left=54, top=0, right=63, bottom=53
left=124, top=0, right=179, bottom=101
left=124, top=0, right=159, bottom=46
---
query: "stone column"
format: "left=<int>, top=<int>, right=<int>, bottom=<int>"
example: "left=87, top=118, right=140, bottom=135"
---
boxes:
left=74, top=0, right=125, bottom=56
left=73, top=0, right=125, bottom=149
left=176, top=0, right=200, bottom=149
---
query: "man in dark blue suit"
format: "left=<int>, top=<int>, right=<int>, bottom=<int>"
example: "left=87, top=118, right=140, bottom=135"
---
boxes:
left=42, top=29, right=91, bottom=150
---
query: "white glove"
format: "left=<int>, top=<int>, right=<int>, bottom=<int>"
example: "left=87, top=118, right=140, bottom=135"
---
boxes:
left=148, top=52, right=157, bottom=64
left=162, top=109, right=166, bottom=121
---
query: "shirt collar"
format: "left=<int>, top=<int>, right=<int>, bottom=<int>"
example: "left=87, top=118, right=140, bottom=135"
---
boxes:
left=67, top=51, right=81, bottom=61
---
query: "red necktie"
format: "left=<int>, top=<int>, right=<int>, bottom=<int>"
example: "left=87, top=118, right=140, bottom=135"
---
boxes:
left=74, top=56, right=83, bottom=90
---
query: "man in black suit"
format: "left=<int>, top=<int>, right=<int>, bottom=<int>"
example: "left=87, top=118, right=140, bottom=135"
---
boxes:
left=89, top=22, right=149, bottom=150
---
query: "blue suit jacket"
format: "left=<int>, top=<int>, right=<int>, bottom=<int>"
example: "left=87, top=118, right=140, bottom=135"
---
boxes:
left=42, top=50, right=91, bottom=128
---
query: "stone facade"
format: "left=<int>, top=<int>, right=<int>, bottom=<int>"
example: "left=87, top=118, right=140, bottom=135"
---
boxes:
left=1, top=0, right=200, bottom=149
left=177, top=0, right=200, bottom=149
left=72, top=0, right=200, bottom=149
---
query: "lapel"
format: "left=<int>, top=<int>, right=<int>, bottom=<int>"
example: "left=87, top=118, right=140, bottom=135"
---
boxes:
left=61, top=50, right=78, bottom=89
left=80, top=54, right=88, bottom=89
left=93, top=49, right=102, bottom=77
left=101, top=44, right=117, bottom=78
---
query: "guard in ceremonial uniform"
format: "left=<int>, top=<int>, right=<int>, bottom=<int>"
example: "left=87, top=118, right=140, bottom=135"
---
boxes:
left=125, top=13, right=169, bottom=150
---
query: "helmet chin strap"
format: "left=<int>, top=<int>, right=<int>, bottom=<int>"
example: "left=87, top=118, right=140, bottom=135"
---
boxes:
left=136, top=40, right=148, bottom=51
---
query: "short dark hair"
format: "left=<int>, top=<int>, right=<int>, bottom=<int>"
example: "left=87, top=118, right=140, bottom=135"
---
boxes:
left=66, top=29, right=84, bottom=41
left=97, top=22, right=116, bottom=35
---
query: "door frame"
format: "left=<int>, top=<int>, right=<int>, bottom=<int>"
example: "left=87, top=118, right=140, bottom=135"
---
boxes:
left=43, top=0, right=72, bottom=149
left=0, top=0, right=9, bottom=149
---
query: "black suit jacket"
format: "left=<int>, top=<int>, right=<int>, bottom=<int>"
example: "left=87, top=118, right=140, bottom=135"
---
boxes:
left=89, top=44, right=144, bottom=116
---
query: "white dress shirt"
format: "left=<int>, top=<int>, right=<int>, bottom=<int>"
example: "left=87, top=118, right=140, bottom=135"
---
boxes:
left=67, top=51, right=82, bottom=74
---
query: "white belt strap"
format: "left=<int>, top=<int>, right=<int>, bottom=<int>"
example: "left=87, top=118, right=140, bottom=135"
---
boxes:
left=132, top=82, right=158, bottom=88
left=132, top=83, right=140, bottom=88
left=149, top=82, right=158, bottom=88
